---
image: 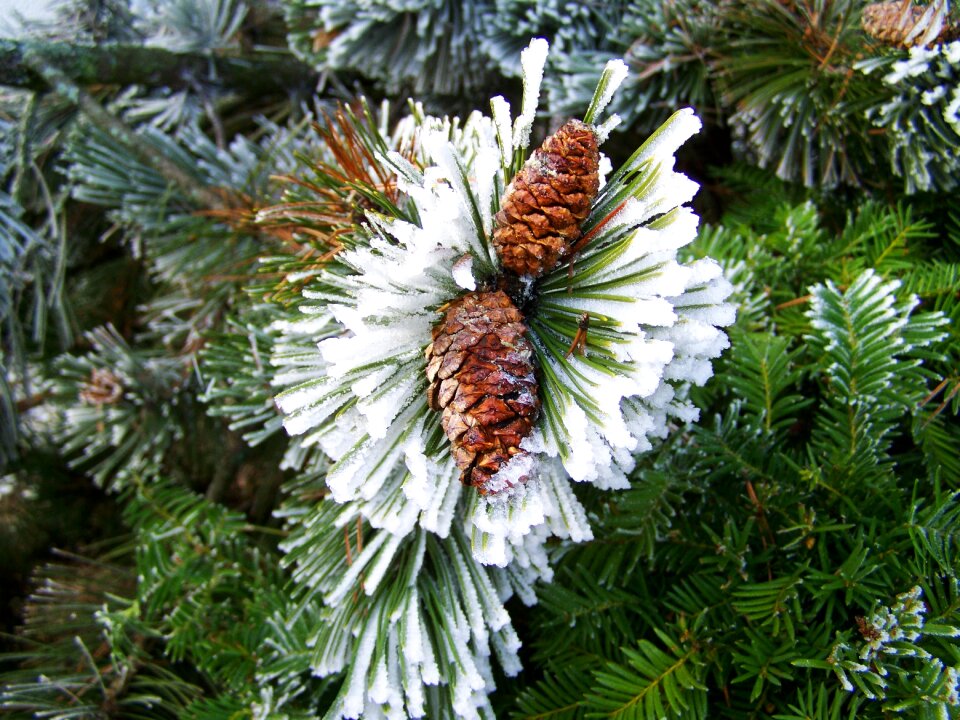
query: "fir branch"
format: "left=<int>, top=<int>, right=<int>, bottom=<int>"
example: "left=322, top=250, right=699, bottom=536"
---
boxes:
left=723, top=332, right=811, bottom=435
left=730, top=628, right=800, bottom=702
left=731, top=575, right=804, bottom=640
left=907, top=489, right=960, bottom=575
left=511, top=669, right=590, bottom=720
left=589, top=469, right=690, bottom=576
left=839, top=201, right=935, bottom=276
left=586, top=629, right=708, bottom=720
left=535, top=567, right=645, bottom=659
left=806, top=271, right=947, bottom=477
left=900, top=261, right=960, bottom=303
left=121, top=479, right=294, bottom=700
left=806, top=539, right=892, bottom=615
left=914, top=414, right=960, bottom=485
left=706, top=163, right=807, bottom=232
left=799, top=586, right=960, bottom=712
left=774, top=679, right=860, bottom=719
left=685, top=408, right=783, bottom=490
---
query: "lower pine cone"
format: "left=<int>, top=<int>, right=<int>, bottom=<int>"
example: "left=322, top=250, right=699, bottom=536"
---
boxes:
left=425, top=290, right=540, bottom=494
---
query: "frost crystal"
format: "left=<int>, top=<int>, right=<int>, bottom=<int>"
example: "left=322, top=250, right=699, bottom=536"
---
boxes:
left=827, top=585, right=960, bottom=708
left=513, top=37, right=550, bottom=150
left=588, top=59, right=630, bottom=123
left=272, top=38, right=734, bottom=718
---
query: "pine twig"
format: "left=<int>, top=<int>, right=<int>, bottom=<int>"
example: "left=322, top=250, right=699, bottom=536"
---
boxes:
left=23, top=49, right=225, bottom=209
left=1, top=39, right=315, bottom=95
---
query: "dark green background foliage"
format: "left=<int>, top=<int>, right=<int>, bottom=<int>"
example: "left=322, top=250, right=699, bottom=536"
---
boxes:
left=2, top=0, right=960, bottom=718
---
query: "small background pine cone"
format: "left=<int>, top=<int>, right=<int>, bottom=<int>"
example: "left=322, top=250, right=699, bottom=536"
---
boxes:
left=862, top=1, right=957, bottom=48
left=493, top=119, right=600, bottom=278
left=79, top=368, right=124, bottom=405
left=425, top=290, right=540, bottom=494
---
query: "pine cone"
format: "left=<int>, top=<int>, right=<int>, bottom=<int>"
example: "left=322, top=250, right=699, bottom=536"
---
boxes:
left=862, top=1, right=956, bottom=47
left=425, top=290, right=540, bottom=494
left=493, top=119, right=600, bottom=278
left=79, top=368, right=124, bottom=405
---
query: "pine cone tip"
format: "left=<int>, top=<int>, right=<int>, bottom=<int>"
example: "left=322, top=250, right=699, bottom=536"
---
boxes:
left=477, top=452, right=537, bottom=499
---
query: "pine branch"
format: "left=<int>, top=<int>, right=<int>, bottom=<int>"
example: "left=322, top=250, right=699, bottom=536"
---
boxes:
left=715, top=0, right=892, bottom=188
left=23, top=50, right=224, bottom=209
left=199, top=313, right=286, bottom=447
left=1, top=39, right=314, bottom=95
left=286, top=0, right=496, bottom=98
left=51, top=325, right=187, bottom=490
left=543, top=0, right=719, bottom=133
left=0, top=552, right=201, bottom=718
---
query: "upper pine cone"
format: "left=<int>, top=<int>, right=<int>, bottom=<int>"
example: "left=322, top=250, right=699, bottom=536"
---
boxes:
left=425, top=290, right=540, bottom=494
left=492, top=119, right=600, bottom=278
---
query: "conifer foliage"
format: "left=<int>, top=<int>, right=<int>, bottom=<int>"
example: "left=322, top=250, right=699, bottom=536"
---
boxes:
left=2, top=1, right=960, bottom=719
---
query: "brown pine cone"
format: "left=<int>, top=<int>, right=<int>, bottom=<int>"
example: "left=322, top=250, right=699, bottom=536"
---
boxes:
left=493, top=119, right=600, bottom=278
left=79, top=368, right=124, bottom=405
left=862, top=1, right=956, bottom=47
left=425, top=290, right=540, bottom=494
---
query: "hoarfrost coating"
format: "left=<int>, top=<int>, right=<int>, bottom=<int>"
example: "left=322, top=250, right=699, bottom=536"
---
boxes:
left=274, top=38, right=734, bottom=567
left=270, top=37, right=735, bottom=719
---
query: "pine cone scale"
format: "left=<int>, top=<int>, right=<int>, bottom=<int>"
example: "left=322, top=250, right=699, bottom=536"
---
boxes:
left=435, top=378, right=459, bottom=409
left=437, top=351, right=466, bottom=380
left=425, top=290, right=540, bottom=493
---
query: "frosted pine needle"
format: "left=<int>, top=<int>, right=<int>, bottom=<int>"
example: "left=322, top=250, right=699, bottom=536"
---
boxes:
left=270, top=38, right=735, bottom=718
left=512, top=37, right=550, bottom=150
left=275, top=37, right=733, bottom=563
